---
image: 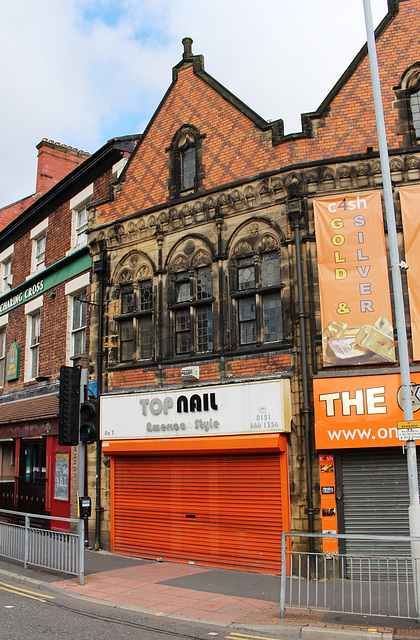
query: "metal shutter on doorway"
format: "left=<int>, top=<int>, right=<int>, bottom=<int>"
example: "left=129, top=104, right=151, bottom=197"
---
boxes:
left=112, top=453, right=283, bottom=573
left=340, top=448, right=417, bottom=561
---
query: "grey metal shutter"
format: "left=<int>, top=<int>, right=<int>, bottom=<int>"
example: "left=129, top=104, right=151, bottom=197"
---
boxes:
left=340, top=448, right=419, bottom=564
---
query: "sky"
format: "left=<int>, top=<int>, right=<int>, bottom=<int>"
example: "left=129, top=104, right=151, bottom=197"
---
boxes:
left=0, top=0, right=389, bottom=209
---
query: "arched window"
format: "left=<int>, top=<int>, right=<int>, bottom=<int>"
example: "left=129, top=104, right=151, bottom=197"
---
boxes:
left=394, top=63, right=420, bottom=146
left=167, top=125, right=205, bottom=199
left=169, top=264, right=214, bottom=355
left=230, top=247, right=283, bottom=347
left=410, top=87, right=420, bottom=139
left=119, top=279, right=154, bottom=362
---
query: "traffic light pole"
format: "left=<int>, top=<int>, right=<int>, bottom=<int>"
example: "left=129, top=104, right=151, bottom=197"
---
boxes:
left=78, top=369, right=88, bottom=549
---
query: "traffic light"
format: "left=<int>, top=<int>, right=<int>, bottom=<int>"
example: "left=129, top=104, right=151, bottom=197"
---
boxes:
left=58, top=365, right=81, bottom=446
left=80, top=399, right=98, bottom=443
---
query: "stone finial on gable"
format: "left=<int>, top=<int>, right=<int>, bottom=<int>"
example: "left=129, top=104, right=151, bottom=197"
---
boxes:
left=182, top=37, right=193, bottom=60
left=173, top=37, right=205, bottom=82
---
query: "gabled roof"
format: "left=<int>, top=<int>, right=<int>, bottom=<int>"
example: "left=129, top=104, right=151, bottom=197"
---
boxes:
left=0, top=136, right=139, bottom=253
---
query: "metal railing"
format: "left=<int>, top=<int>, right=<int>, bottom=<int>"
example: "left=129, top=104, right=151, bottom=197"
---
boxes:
left=280, top=531, right=420, bottom=621
left=0, top=509, right=84, bottom=584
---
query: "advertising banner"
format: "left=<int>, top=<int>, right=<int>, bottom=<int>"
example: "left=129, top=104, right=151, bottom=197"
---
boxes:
left=314, top=373, right=420, bottom=449
left=400, top=186, right=420, bottom=361
left=314, top=192, right=395, bottom=367
left=101, top=379, right=291, bottom=440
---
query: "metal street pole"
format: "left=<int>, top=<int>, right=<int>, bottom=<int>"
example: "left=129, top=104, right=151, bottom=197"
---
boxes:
left=363, top=0, right=420, bottom=612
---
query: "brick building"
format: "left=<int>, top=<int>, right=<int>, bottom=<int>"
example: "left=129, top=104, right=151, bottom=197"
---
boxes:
left=0, top=138, right=137, bottom=526
left=81, top=0, right=419, bottom=570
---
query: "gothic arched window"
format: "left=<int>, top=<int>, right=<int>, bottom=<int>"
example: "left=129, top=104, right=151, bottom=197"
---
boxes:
left=230, top=248, right=283, bottom=347
left=167, top=125, right=205, bottom=199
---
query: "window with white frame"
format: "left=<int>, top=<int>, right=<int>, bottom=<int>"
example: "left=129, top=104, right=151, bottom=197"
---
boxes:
left=30, top=219, right=48, bottom=276
left=1, top=259, right=12, bottom=292
left=75, top=207, right=88, bottom=246
left=34, top=235, right=46, bottom=269
left=0, top=245, right=14, bottom=294
left=30, top=312, right=40, bottom=379
left=65, top=273, right=90, bottom=362
left=0, top=329, right=5, bottom=387
left=69, top=184, right=93, bottom=252
left=72, top=291, right=87, bottom=356
left=24, top=296, right=43, bottom=381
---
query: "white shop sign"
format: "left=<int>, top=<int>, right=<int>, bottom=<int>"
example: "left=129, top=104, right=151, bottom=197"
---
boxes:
left=100, top=379, right=291, bottom=440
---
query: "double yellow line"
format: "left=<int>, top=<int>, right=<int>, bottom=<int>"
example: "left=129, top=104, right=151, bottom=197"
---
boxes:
left=225, top=633, right=285, bottom=640
left=0, top=580, right=55, bottom=602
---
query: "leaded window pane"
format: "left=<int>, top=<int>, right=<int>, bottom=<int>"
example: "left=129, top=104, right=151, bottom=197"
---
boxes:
left=411, top=90, right=420, bottom=138
left=196, top=305, right=213, bottom=352
left=181, top=147, right=196, bottom=190
left=196, top=267, right=212, bottom=299
left=175, top=309, right=191, bottom=354
left=261, top=252, right=280, bottom=287
left=263, top=293, right=282, bottom=342
left=121, top=320, right=134, bottom=361
left=238, top=258, right=255, bottom=291
left=140, top=281, right=153, bottom=311
left=176, top=279, right=190, bottom=303
left=138, top=316, right=153, bottom=359
left=238, top=298, right=256, bottom=345
left=238, top=298, right=256, bottom=322
left=121, top=286, right=135, bottom=314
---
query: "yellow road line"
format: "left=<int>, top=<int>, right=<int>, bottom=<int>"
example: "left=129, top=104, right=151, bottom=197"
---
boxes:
left=0, top=581, right=55, bottom=602
left=226, top=633, right=283, bottom=640
left=0, top=585, right=47, bottom=601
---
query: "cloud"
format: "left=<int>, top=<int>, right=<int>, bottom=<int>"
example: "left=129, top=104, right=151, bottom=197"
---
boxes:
left=0, top=0, right=388, bottom=209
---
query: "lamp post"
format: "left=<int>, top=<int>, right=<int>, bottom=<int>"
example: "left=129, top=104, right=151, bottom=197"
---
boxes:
left=363, top=0, right=420, bottom=612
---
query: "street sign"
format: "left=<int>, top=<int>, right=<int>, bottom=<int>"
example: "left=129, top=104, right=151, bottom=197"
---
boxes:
left=397, top=420, right=420, bottom=441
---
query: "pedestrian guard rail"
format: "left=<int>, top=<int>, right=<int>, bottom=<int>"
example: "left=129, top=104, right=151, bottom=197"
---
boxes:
left=0, top=508, right=84, bottom=584
left=281, top=531, right=420, bottom=621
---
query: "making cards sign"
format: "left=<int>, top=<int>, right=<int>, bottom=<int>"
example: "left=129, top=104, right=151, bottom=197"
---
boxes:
left=314, top=192, right=395, bottom=367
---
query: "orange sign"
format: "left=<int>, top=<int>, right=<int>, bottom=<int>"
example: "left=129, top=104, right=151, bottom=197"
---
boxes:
left=314, top=373, right=420, bottom=449
left=314, top=192, right=395, bottom=367
left=400, top=186, right=420, bottom=362
left=319, top=454, right=338, bottom=554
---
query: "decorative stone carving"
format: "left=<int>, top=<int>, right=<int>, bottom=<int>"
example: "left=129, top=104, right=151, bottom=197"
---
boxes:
left=136, top=264, right=152, bottom=280
left=191, top=249, right=211, bottom=267
left=170, top=255, right=189, bottom=272
left=184, top=240, right=195, bottom=255
left=118, top=269, right=133, bottom=284
left=258, top=234, right=279, bottom=252
left=233, top=240, right=253, bottom=257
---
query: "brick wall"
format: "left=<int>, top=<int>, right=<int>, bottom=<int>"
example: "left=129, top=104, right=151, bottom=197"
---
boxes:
left=95, top=0, right=420, bottom=225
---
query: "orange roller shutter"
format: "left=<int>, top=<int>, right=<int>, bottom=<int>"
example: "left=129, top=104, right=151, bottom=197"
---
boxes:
left=111, top=452, right=287, bottom=573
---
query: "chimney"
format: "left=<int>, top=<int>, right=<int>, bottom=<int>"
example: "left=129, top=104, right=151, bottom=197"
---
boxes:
left=36, top=139, right=90, bottom=195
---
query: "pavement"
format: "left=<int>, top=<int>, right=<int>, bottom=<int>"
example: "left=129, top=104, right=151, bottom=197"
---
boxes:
left=1, top=550, right=420, bottom=640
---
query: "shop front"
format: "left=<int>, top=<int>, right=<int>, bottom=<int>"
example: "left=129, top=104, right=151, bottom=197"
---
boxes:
left=314, top=373, right=420, bottom=560
left=101, top=379, right=291, bottom=573
left=0, top=394, right=72, bottom=528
